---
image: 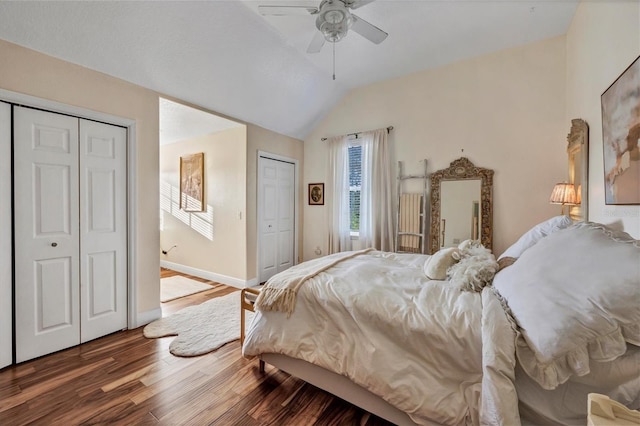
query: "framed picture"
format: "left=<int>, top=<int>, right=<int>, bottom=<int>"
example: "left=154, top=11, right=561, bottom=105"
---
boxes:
left=308, top=183, right=324, bottom=205
left=180, top=152, right=205, bottom=212
left=601, top=55, right=640, bottom=205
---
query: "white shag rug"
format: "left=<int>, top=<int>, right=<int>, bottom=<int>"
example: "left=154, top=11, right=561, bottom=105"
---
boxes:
left=160, top=275, right=213, bottom=302
left=144, top=291, right=255, bottom=357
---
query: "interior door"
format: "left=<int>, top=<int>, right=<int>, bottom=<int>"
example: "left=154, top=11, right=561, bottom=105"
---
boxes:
left=14, top=106, right=80, bottom=362
left=258, top=156, right=295, bottom=283
left=79, top=119, right=127, bottom=342
left=0, top=102, right=12, bottom=368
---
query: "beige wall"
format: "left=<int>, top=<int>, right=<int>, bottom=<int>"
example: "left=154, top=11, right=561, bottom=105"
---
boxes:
left=247, top=125, right=305, bottom=280
left=304, top=36, right=567, bottom=258
left=160, top=127, right=248, bottom=280
left=0, top=38, right=161, bottom=316
left=566, top=1, right=640, bottom=238
left=0, top=39, right=305, bottom=317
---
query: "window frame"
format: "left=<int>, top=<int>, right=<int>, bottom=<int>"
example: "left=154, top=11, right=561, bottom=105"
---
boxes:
left=347, top=140, right=363, bottom=238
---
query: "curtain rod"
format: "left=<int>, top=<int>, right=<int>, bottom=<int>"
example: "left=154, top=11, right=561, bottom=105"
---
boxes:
left=321, top=126, right=394, bottom=141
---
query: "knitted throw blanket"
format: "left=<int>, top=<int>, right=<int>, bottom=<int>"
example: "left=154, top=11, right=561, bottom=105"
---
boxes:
left=255, top=248, right=374, bottom=317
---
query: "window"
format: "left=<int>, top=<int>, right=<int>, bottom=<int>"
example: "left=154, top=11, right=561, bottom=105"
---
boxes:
left=348, top=144, right=362, bottom=233
left=328, top=128, right=393, bottom=253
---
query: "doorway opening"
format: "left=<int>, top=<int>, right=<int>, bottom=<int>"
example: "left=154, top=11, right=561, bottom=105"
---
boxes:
left=158, top=98, right=248, bottom=292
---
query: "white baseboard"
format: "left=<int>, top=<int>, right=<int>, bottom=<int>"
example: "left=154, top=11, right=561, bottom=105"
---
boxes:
left=135, top=307, right=162, bottom=328
left=160, top=260, right=258, bottom=289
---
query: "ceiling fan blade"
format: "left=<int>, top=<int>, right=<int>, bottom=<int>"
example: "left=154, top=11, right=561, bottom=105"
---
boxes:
left=258, top=5, right=318, bottom=16
left=351, top=14, right=388, bottom=44
left=307, top=31, right=326, bottom=53
left=348, top=0, right=377, bottom=10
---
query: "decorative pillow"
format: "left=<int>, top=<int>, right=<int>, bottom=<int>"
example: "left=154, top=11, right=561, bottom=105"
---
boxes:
left=497, top=257, right=517, bottom=271
left=498, top=215, right=573, bottom=260
left=424, top=247, right=459, bottom=280
left=447, top=241, right=498, bottom=292
left=493, top=222, right=640, bottom=390
left=457, top=239, right=475, bottom=251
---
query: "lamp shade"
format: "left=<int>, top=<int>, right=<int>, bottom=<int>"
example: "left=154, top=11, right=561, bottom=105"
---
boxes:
left=549, top=183, right=577, bottom=205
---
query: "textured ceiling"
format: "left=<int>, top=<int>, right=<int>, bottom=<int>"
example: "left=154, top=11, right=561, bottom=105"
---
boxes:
left=0, top=0, right=578, bottom=140
left=159, top=98, right=244, bottom=145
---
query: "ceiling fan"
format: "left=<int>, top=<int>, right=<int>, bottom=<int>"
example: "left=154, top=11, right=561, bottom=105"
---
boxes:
left=258, top=0, right=388, bottom=54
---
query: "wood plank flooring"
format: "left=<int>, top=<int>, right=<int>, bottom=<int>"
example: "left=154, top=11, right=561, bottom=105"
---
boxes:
left=0, top=269, right=394, bottom=425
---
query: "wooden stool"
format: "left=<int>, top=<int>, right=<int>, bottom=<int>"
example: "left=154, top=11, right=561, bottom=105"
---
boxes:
left=240, top=285, right=265, bottom=372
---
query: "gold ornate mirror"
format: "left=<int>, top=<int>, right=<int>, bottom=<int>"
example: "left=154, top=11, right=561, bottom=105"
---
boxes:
left=567, top=119, right=589, bottom=221
left=429, top=157, right=494, bottom=254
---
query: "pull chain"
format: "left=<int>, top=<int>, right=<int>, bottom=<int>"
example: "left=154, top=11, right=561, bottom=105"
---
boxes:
left=332, top=41, right=336, bottom=81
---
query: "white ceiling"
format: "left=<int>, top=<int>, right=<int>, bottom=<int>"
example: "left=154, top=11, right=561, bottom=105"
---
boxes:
left=0, top=0, right=578, bottom=140
left=159, top=98, right=244, bottom=145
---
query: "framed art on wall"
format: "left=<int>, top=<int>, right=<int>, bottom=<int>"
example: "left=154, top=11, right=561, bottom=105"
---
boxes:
left=180, top=152, right=205, bottom=211
left=309, top=183, right=324, bottom=205
left=601, top=55, right=640, bottom=205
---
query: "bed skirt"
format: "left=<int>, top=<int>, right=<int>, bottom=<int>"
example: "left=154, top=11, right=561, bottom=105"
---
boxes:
left=259, top=353, right=425, bottom=426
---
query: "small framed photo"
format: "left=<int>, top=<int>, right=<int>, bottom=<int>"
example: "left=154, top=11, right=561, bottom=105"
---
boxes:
left=308, top=183, right=324, bottom=205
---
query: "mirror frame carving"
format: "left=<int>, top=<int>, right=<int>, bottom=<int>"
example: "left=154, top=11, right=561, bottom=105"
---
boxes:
left=567, top=119, right=589, bottom=221
left=429, top=157, right=494, bottom=254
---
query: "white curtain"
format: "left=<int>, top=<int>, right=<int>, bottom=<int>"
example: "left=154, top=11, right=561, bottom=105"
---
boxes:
left=359, top=129, right=395, bottom=251
left=327, top=135, right=352, bottom=254
left=327, top=129, right=395, bottom=254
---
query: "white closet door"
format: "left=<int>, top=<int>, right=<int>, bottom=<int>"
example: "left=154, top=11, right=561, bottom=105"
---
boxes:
left=0, top=102, right=12, bottom=368
left=79, top=119, right=127, bottom=342
left=14, top=107, right=80, bottom=362
left=276, top=161, right=295, bottom=273
left=258, top=156, right=295, bottom=283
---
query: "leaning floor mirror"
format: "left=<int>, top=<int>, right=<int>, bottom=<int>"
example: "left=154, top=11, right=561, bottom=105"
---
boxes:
left=567, top=119, right=589, bottom=221
left=429, top=157, right=494, bottom=254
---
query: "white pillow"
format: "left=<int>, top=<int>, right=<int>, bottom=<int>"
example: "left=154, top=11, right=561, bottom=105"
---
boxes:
left=498, top=215, right=573, bottom=260
left=493, top=222, right=640, bottom=390
left=424, top=247, right=459, bottom=280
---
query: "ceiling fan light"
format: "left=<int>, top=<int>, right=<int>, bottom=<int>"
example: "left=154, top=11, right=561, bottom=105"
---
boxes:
left=315, top=0, right=352, bottom=42
left=323, top=9, right=344, bottom=24
left=319, top=21, right=347, bottom=42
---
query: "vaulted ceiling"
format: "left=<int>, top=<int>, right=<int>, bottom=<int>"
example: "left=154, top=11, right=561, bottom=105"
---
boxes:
left=0, top=0, right=578, bottom=140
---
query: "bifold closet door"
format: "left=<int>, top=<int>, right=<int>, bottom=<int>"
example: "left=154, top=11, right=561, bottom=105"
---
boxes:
left=14, top=107, right=81, bottom=362
left=14, top=107, right=127, bottom=363
left=79, top=119, right=127, bottom=342
left=0, top=102, right=12, bottom=369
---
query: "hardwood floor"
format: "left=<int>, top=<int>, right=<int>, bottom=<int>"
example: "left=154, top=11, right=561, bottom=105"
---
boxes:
left=0, top=269, right=393, bottom=425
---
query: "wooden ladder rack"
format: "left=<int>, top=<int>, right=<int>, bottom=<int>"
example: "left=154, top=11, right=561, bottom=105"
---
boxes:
left=395, top=160, right=428, bottom=254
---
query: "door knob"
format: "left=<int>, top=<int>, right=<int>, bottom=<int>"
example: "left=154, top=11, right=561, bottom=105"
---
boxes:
left=51, top=242, right=58, bottom=247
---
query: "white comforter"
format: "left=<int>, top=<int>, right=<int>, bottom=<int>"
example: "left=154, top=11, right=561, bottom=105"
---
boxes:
left=243, top=251, right=519, bottom=425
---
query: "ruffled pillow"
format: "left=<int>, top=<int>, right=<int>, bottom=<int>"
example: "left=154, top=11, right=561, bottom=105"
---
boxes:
left=493, top=222, right=640, bottom=390
left=424, top=247, right=459, bottom=280
left=498, top=215, right=573, bottom=260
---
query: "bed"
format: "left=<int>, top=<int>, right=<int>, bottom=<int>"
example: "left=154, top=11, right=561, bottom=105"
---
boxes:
left=242, top=218, right=640, bottom=425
